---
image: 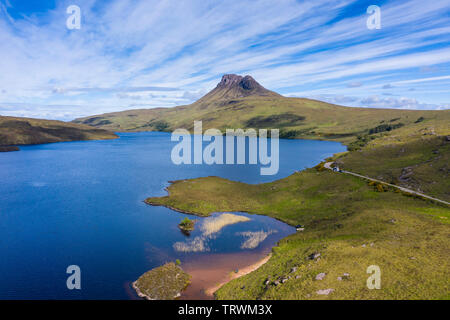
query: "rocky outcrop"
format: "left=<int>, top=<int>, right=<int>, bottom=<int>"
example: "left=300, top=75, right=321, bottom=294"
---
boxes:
left=198, top=74, right=281, bottom=102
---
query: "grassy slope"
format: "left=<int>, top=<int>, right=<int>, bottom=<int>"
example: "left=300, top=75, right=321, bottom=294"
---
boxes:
left=337, top=117, right=450, bottom=201
left=0, top=115, right=118, bottom=147
left=146, top=171, right=450, bottom=300
left=73, top=96, right=446, bottom=143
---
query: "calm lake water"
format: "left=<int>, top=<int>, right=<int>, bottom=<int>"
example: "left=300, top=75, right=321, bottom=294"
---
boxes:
left=0, top=132, right=345, bottom=299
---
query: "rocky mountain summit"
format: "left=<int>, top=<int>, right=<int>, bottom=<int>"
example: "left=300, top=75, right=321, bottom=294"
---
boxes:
left=198, top=74, right=280, bottom=102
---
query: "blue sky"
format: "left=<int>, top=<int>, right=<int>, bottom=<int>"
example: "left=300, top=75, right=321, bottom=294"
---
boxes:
left=0, top=0, right=449, bottom=120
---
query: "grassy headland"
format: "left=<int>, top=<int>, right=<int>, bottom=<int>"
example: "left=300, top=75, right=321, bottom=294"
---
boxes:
left=146, top=170, right=450, bottom=299
left=0, top=115, right=117, bottom=150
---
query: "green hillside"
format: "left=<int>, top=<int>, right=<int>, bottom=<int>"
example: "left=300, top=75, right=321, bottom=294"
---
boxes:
left=0, top=115, right=118, bottom=150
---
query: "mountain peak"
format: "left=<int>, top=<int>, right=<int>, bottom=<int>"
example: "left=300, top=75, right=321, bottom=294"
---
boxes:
left=199, top=74, right=280, bottom=102
left=218, top=74, right=243, bottom=87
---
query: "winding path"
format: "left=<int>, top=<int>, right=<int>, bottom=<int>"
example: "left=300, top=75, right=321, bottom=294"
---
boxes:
left=324, top=162, right=450, bottom=206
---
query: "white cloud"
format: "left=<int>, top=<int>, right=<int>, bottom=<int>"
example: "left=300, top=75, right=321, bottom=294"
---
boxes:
left=307, top=94, right=449, bottom=110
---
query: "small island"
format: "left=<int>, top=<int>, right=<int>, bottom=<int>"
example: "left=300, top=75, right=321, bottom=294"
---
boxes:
left=178, top=217, right=196, bottom=234
left=133, top=262, right=191, bottom=300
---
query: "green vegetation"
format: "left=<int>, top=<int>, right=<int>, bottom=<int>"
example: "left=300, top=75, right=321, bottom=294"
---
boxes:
left=146, top=170, right=450, bottom=299
left=368, top=123, right=404, bottom=134
left=178, top=217, right=196, bottom=232
left=415, top=116, right=425, bottom=123
left=338, top=128, right=449, bottom=202
left=133, top=262, right=190, bottom=300
left=0, top=115, right=117, bottom=148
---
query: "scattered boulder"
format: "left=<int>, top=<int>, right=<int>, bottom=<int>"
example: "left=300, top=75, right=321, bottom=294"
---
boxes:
left=316, top=289, right=334, bottom=295
left=308, top=252, right=321, bottom=260
left=315, top=273, right=326, bottom=281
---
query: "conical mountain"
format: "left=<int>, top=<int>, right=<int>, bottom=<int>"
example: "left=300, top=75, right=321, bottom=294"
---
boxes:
left=198, top=74, right=281, bottom=103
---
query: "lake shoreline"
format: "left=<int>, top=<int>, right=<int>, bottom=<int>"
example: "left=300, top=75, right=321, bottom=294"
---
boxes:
left=205, top=253, right=272, bottom=297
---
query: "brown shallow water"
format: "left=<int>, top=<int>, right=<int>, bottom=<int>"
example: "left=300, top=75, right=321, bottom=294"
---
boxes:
left=180, top=248, right=272, bottom=300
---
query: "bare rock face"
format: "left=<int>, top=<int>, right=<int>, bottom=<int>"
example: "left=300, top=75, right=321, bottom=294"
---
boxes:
left=215, top=74, right=268, bottom=93
left=217, top=74, right=244, bottom=87
left=199, top=74, right=280, bottom=102
left=240, top=75, right=259, bottom=90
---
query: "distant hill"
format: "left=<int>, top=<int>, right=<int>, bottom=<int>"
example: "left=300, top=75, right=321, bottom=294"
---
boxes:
left=73, top=74, right=448, bottom=144
left=0, top=116, right=118, bottom=151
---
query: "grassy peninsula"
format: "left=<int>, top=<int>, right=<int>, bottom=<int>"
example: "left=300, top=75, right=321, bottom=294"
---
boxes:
left=146, top=170, right=449, bottom=299
left=0, top=115, right=118, bottom=150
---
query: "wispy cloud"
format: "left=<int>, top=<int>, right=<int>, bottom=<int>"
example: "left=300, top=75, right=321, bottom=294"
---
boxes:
left=306, top=94, right=449, bottom=110
left=0, top=0, right=449, bottom=119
